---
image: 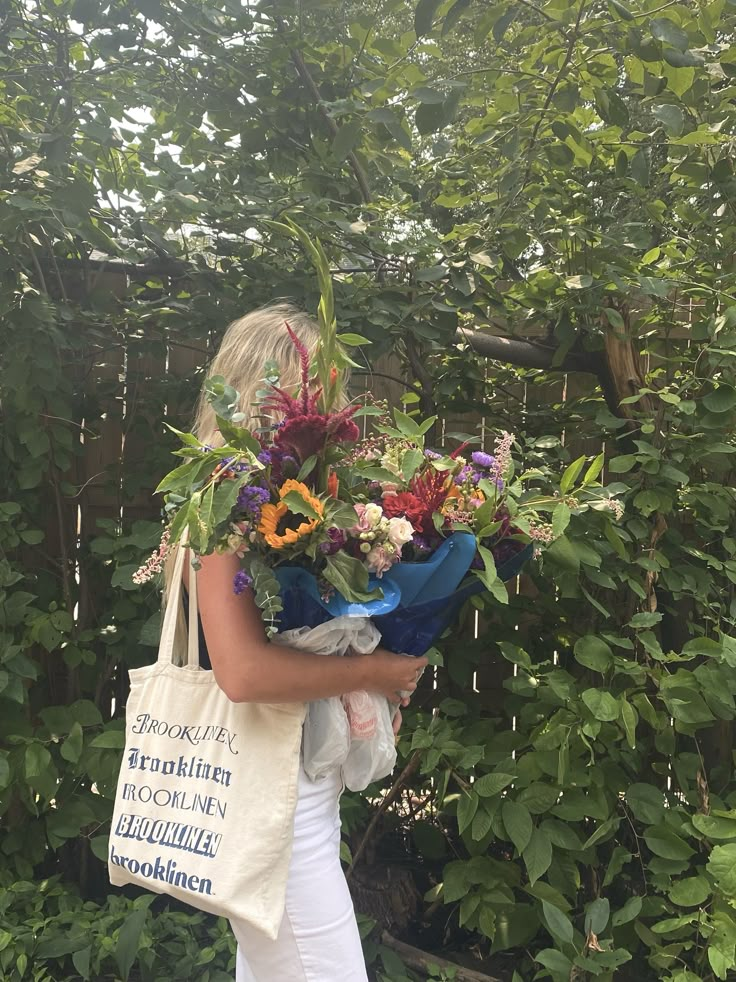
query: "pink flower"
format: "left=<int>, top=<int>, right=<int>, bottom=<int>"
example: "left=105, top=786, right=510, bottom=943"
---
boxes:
left=365, top=544, right=395, bottom=577
left=492, top=431, right=514, bottom=481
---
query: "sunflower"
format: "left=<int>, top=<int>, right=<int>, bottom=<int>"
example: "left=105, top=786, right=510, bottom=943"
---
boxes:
left=258, top=480, right=325, bottom=549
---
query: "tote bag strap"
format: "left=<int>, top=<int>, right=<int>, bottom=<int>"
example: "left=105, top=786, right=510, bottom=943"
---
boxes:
left=158, top=533, right=201, bottom=670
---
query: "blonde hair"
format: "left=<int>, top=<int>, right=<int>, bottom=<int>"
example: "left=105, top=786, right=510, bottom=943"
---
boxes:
left=193, top=302, right=323, bottom=446
left=164, top=302, right=324, bottom=660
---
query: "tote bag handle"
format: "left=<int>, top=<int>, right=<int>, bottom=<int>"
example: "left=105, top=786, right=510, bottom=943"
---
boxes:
left=158, top=533, right=200, bottom=670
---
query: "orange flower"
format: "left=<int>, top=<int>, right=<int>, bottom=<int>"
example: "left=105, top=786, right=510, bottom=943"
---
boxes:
left=327, top=471, right=339, bottom=498
left=258, top=480, right=325, bottom=549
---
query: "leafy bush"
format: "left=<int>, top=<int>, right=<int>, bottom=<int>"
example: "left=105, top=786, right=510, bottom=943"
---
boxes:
left=0, top=877, right=235, bottom=981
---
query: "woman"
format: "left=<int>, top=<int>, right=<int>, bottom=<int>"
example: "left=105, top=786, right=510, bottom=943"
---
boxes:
left=170, top=303, right=427, bottom=981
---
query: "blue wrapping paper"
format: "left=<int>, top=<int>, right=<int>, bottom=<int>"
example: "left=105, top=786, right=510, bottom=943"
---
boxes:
left=274, top=537, right=533, bottom=656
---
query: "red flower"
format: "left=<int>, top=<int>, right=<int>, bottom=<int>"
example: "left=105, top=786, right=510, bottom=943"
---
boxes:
left=382, top=492, right=430, bottom=532
left=259, top=321, right=360, bottom=464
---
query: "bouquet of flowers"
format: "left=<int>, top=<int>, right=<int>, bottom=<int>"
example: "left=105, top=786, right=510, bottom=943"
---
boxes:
left=134, top=223, right=622, bottom=789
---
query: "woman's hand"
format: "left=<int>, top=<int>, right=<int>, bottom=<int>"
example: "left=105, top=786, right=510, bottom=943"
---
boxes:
left=362, top=648, right=428, bottom=704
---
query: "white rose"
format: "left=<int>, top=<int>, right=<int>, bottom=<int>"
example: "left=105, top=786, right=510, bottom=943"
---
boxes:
left=387, top=516, right=414, bottom=549
left=364, top=502, right=384, bottom=527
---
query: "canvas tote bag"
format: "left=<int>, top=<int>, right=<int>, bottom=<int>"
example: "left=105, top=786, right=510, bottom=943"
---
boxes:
left=108, top=541, right=307, bottom=938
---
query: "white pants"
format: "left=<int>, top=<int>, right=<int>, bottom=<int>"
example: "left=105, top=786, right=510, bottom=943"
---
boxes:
left=231, top=763, right=368, bottom=981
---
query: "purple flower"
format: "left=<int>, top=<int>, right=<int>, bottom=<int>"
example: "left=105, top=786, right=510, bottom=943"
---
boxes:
left=424, top=449, right=442, bottom=460
left=257, top=449, right=272, bottom=465
left=233, top=570, right=253, bottom=595
left=471, top=451, right=496, bottom=469
left=455, top=465, right=482, bottom=485
left=237, top=484, right=270, bottom=517
left=319, top=528, right=348, bottom=555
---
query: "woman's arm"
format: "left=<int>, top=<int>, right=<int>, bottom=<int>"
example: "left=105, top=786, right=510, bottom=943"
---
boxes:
left=184, top=551, right=427, bottom=704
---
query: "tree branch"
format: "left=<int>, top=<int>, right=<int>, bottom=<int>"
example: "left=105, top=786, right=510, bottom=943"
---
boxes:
left=457, top=327, right=602, bottom=375
left=283, top=35, right=372, bottom=204
left=379, top=932, right=503, bottom=982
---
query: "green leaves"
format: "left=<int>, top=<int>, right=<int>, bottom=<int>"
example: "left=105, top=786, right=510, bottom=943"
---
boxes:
left=650, top=17, right=689, bottom=51
left=582, top=688, right=620, bottom=721
left=707, top=844, right=736, bottom=896
left=523, top=827, right=553, bottom=885
left=502, top=799, right=533, bottom=854
left=574, top=635, right=613, bottom=673
left=643, top=824, right=694, bottom=860
left=322, top=551, right=382, bottom=604
left=414, top=0, right=442, bottom=37
left=474, top=772, right=515, bottom=797
left=332, top=120, right=362, bottom=162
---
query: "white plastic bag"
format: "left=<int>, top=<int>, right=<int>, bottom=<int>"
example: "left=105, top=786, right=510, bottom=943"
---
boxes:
left=276, top=616, right=397, bottom=791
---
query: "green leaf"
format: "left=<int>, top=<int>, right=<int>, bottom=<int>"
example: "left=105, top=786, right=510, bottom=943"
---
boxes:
left=551, top=502, right=571, bottom=538
left=523, top=827, right=552, bottom=885
left=703, top=385, right=736, bottom=413
left=402, top=448, right=425, bottom=481
left=25, top=742, right=52, bottom=778
left=542, top=899, right=574, bottom=944
left=565, top=274, right=593, bottom=290
left=668, top=875, right=711, bottom=907
left=582, top=816, right=620, bottom=850
left=574, top=635, right=613, bottom=673
left=644, top=824, right=695, bottom=860
left=90, top=729, right=125, bottom=749
left=415, top=0, right=442, bottom=37
left=0, top=755, right=10, bottom=790
left=281, top=489, right=322, bottom=521
left=321, top=553, right=379, bottom=606
left=502, top=799, right=533, bottom=853
left=535, top=950, right=574, bottom=975
left=653, top=103, right=685, bottom=136
left=628, top=611, right=662, bottom=629
left=457, top=791, right=479, bottom=834
left=612, top=895, right=642, bottom=926
left=625, top=783, right=665, bottom=823
left=544, top=535, right=580, bottom=573
left=583, top=452, right=605, bottom=485
left=608, top=454, right=636, bottom=473
left=585, top=897, right=610, bottom=935
left=609, top=0, right=634, bottom=20
left=691, top=813, right=736, bottom=841
left=296, top=456, right=318, bottom=482
left=336, top=333, right=372, bottom=346
left=442, top=0, right=472, bottom=35
left=650, top=16, right=689, bottom=51
left=416, top=264, right=448, bottom=282
left=631, top=149, right=650, bottom=186
left=582, top=688, right=620, bottom=721
left=472, top=803, right=494, bottom=841
left=332, top=119, right=362, bottom=162
left=60, top=721, right=84, bottom=763
left=72, top=947, right=92, bottom=980
left=663, top=48, right=704, bottom=68
left=474, top=772, right=515, bottom=797
left=621, top=697, right=638, bottom=749
left=498, top=642, right=531, bottom=670
left=114, top=907, right=149, bottom=981
left=708, top=843, right=736, bottom=895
